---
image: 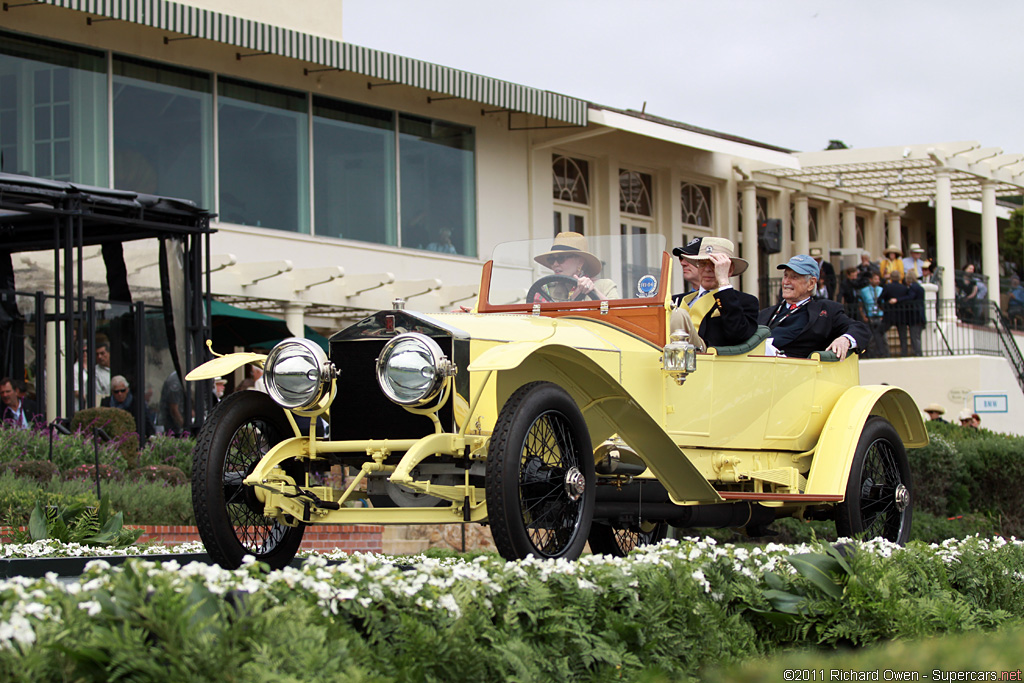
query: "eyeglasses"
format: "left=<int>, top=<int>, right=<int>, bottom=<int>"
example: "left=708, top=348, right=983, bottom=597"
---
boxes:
left=550, top=254, right=573, bottom=264
left=112, top=388, right=127, bottom=394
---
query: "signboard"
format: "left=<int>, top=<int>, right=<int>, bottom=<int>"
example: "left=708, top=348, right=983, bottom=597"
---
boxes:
left=973, top=393, right=1008, bottom=413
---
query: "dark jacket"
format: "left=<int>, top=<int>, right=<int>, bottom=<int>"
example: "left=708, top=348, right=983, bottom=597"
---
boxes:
left=898, top=282, right=926, bottom=326
left=2, top=397, right=41, bottom=427
left=880, top=282, right=910, bottom=325
left=100, top=391, right=156, bottom=438
left=757, top=298, right=871, bottom=359
left=698, top=288, right=759, bottom=348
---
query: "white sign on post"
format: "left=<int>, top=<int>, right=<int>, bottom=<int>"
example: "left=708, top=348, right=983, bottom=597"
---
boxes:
left=973, top=393, right=1008, bottom=414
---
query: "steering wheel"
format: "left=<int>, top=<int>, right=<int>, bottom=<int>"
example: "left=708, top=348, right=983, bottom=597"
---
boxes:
left=526, top=274, right=601, bottom=303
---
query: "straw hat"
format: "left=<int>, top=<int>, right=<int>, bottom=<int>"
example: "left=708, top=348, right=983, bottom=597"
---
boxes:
left=957, top=409, right=973, bottom=422
left=535, top=232, right=602, bottom=277
left=678, top=237, right=748, bottom=276
left=923, top=403, right=945, bottom=415
left=885, top=244, right=903, bottom=257
left=908, top=243, right=924, bottom=254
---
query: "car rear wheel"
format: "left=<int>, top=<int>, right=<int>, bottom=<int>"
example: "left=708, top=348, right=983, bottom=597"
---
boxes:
left=836, top=416, right=912, bottom=544
left=588, top=520, right=668, bottom=557
left=485, top=381, right=595, bottom=561
left=192, top=391, right=305, bottom=569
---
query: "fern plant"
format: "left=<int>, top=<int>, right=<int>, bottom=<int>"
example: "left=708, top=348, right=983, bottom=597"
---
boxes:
left=27, top=494, right=143, bottom=548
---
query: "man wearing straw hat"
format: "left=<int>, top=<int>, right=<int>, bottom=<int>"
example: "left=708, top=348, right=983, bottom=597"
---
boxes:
left=923, top=403, right=947, bottom=423
left=672, top=237, right=758, bottom=348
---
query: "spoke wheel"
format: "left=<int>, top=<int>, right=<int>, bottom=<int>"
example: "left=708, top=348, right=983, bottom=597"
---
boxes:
left=192, top=391, right=305, bottom=569
left=836, top=416, right=913, bottom=544
left=588, top=521, right=668, bottom=557
left=486, top=381, right=594, bottom=561
left=526, top=274, right=600, bottom=303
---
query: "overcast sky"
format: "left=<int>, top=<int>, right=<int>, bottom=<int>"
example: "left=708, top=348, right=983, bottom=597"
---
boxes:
left=343, top=0, right=1024, bottom=155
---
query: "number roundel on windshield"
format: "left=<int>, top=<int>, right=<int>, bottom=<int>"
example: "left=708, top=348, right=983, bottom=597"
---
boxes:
left=636, top=274, right=658, bottom=297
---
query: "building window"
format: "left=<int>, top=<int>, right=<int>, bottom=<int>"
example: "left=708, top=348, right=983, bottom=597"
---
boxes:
left=0, top=31, right=107, bottom=185
left=218, top=77, right=309, bottom=233
left=553, top=154, right=590, bottom=235
left=553, top=155, right=589, bottom=204
left=313, top=96, right=396, bottom=246
left=737, top=193, right=768, bottom=226
left=681, top=181, right=712, bottom=227
left=619, top=169, right=652, bottom=216
left=113, top=56, right=212, bottom=208
left=399, top=114, right=476, bottom=256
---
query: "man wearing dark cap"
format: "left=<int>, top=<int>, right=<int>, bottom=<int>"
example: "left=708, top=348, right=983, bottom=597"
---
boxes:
left=671, top=237, right=758, bottom=348
left=757, top=254, right=870, bottom=359
left=671, top=237, right=703, bottom=306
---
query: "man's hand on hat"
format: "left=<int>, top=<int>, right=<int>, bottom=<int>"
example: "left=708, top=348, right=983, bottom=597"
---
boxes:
left=710, top=252, right=732, bottom=287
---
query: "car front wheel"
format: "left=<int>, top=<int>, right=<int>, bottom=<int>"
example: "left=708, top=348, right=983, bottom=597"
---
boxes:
left=836, top=416, right=912, bottom=544
left=485, top=381, right=595, bottom=561
left=588, top=520, right=668, bottom=557
left=192, top=391, right=305, bottom=569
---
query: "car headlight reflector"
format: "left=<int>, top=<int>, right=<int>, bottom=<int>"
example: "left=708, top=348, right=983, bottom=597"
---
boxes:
left=264, top=337, right=334, bottom=410
left=376, top=333, right=455, bottom=406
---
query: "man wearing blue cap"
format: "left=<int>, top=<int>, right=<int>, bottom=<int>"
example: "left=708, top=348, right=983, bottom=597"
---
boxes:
left=757, top=254, right=870, bottom=359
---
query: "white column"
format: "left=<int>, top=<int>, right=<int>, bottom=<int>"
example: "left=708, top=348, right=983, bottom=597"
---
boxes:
left=934, top=167, right=956, bottom=302
left=981, top=180, right=1000, bottom=310
left=841, top=203, right=857, bottom=251
left=869, top=210, right=886, bottom=258
left=887, top=212, right=902, bottom=251
left=793, top=193, right=810, bottom=256
left=740, top=181, right=759, bottom=293
left=284, top=303, right=307, bottom=338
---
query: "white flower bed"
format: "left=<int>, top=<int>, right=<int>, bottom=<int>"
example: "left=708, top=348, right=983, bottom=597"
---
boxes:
left=1, top=535, right=1021, bottom=651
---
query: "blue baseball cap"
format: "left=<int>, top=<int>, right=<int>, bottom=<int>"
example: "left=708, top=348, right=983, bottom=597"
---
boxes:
left=777, top=254, right=820, bottom=278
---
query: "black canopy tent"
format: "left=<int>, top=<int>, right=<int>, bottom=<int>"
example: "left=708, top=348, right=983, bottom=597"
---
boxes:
left=0, top=171, right=214, bottom=434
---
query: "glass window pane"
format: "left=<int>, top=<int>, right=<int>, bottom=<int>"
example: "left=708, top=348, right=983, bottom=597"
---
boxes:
left=312, top=96, right=396, bottom=244
left=218, top=78, right=309, bottom=232
left=0, top=31, right=108, bottom=183
left=399, top=114, right=475, bottom=256
left=113, top=56, right=213, bottom=206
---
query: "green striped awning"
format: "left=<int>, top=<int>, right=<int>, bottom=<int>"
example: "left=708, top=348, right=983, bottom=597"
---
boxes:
left=38, top=0, right=589, bottom=126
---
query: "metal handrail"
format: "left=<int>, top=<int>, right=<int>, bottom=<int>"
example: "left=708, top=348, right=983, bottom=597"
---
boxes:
left=990, top=303, right=1024, bottom=394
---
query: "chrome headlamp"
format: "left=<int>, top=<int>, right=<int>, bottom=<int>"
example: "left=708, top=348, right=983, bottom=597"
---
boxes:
left=264, top=337, right=335, bottom=410
left=376, top=332, right=455, bottom=406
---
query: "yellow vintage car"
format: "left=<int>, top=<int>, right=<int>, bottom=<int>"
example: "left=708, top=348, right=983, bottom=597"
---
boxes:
left=187, top=234, right=927, bottom=569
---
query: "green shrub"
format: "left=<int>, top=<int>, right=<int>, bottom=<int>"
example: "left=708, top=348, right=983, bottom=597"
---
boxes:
left=71, top=407, right=140, bottom=469
left=128, top=465, right=187, bottom=486
left=19, top=494, right=143, bottom=547
left=138, top=434, right=196, bottom=477
left=0, top=422, right=122, bottom=473
left=908, top=429, right=971, bottom=516
left=0, top=460, right=59, bottom=483
left=0, top=473, right=194, bottom=527
left=63, top=463, right=123, bottom=483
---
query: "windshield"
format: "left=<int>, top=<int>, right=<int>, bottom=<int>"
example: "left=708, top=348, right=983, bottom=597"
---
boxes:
left=486, top=233, right=667, bottom=307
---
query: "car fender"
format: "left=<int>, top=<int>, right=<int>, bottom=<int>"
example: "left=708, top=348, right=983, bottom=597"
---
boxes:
left=804, top=385, right=929, bottom=497
left=471, top=340, right=723, bottom=503
left=185, top=352, right=266, bottom=381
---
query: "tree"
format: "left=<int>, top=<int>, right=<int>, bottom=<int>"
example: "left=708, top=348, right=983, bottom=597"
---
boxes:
left=1002, top=208, right=1024, bottom=278
left=826, top=140, right=850, bottom=150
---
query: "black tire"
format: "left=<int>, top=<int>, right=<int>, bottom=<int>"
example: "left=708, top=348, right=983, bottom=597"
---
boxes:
left=485, top=381, right=595, bottom=561
left=192, top=391, right=305, bottom=569
left=836, top=416, right=912, bottom=544
left=588, top=520, right=668, bottom=557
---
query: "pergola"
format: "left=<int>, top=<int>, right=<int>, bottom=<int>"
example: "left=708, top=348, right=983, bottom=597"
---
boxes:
left=755, top=142, right=1024, bottom=303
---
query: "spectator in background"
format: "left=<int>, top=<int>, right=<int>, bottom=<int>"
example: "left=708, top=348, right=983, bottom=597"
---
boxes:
left=858, top=272, right=887, bottom=358
left=957, top=264, right=981, bottom=323
left=902, top=243, right=927, bottom=278
left=839, top=266, right=863, bottom=313
left=671, top=237, right=704, bottom=305
left=880, top=245, right=905, bottom=283
left=101, top=375, right=155, bottom=439
left=880, top=270, right=910, bottom=357
left=901, top=270, right=926, bottom=357
left=1, top=377, right=40, bottom=428
left=1007, top=276, right=1024, bottom=327
left=855, top=250, right=880, bottom=288
left=809, top=247, right=836, bottom=300
left=159, top=371, right=186, bottom=435
left=923, top=404, right=947, bottom=423
left=958, top=409, right=981, bottom=429
left=236, top=365, right=264, bottom=392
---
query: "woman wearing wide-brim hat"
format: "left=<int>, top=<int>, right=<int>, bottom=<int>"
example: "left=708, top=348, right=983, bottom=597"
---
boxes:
left=532, top=232, right=618, bottom=301
left=880, top=243, right=905, bottom=282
